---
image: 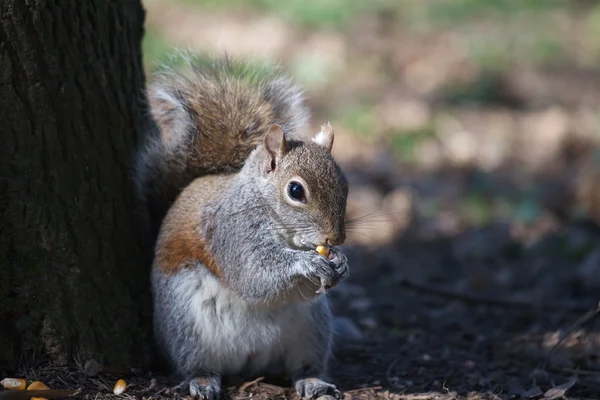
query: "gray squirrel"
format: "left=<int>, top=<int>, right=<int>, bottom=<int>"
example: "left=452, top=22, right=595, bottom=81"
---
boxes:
left=135, top=54, right=350, bottom=400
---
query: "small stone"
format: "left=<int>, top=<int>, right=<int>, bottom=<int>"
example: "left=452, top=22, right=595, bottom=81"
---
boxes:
left=84, top=359, right=102, bottom=376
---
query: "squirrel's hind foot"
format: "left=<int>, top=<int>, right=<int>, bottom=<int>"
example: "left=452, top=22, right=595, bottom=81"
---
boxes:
left=189, top=375, right=221, bottom=400
left=295, top=378, right=342, bottom=400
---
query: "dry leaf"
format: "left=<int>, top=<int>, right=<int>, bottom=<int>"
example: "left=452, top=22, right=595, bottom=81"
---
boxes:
left=543, top=376, right=577, bottom=400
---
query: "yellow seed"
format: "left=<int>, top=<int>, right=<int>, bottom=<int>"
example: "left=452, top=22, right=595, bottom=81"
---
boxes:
left=113, top=379, right=127, bottom=395
left=27, top=381, right=49, bottom=391
left=1, top=378, right=27, bottom=390
left=316, top=245, right=330, bottom=257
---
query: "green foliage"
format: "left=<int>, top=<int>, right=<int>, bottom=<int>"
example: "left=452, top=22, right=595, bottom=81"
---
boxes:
left=463, top=193, right=493, bottom=225
left=339, top=103, right=378, bottom=139
left=179, top=0, right=389, bottom=30
left=441, top=72, right=506, bottom=106
left=399, top=0, right=570, bottom=69
left=142, top=28, right=173, bottom=71
left=588, top=4, right=600, bottom=36
left=290, top=54, right=336, bottom=88
left=146, top=0, right=579, bottom=75
left=417, top=0, right=565, bottom=24
left=258, top=0, right=365, bottom=30
left=585, top=4, right=600, bottom=61
left=514, top=198, right=542, bottom=224
left=390, top=125, right=436, bottom=163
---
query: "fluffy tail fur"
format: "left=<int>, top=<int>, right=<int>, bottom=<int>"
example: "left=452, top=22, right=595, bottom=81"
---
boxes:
left=135, top=53, right=311, bottom=236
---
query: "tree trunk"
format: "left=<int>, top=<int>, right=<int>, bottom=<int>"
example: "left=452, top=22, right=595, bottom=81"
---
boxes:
left=0, top=0, right=153, bottom=372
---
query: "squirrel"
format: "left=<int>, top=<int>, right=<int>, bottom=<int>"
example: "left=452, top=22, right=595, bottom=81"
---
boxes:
left=135, top=54, right=350, bottom=400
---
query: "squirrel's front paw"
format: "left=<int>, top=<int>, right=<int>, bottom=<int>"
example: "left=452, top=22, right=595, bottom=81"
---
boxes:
left=295, top=378, right=342, bottom=400
left=189, top=376, right=220, bottom=400
left=313, top=249, right=348, bottom=294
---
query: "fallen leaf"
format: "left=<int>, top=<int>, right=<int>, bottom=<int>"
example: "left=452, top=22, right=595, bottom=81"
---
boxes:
left=543, top=376, right=577, bottom=400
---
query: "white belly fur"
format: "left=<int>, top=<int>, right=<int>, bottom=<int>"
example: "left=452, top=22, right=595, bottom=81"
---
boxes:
left=179, top=265, right=315, bottom=376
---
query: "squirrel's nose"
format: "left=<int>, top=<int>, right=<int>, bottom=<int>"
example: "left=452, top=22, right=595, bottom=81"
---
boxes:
left=326, top=231, right=346, bottom=246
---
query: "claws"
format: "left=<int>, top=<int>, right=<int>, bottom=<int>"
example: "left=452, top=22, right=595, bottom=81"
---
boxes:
left=295, top=377, right=342, bottom=400
left=189, top=377, right=220, bottom=400
left=316, top=284, right=330, bottom=294
left=313, top=249, right=348, bottom=294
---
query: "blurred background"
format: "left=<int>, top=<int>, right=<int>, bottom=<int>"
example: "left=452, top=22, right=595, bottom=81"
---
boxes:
left=141, top=0, right=600, bottom=396
left=142, top=0, right=600, bottom=244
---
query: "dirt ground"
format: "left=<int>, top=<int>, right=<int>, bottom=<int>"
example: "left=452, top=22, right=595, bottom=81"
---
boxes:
left=7, top=222, right=600, bottom=399
left=4, top=1, right=600, bottom=399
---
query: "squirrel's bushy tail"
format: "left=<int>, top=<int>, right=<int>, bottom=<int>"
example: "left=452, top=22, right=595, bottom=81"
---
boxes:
left=135, top=53, right=311, bottom=236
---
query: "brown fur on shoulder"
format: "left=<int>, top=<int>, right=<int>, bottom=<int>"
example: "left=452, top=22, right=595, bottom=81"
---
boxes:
left=155, top=220, right=220, bottom=277
left=154, top=174, right=234, bottom=276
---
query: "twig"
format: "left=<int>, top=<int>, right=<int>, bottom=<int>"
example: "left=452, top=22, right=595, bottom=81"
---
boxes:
left=256, top=382, right=286, bottom=394
left=151, top=387, right=168, bottom=397
left=543, top=301, right=600, bottom=370
left=238, top=376, right=265, bottom=393
left=0, top=389, right=79, bottom=400
left=386, top=356, right=403, bottom=388
left=397, top=277, right=595, bottom=312
left=392, top=395, right=436, bottom=400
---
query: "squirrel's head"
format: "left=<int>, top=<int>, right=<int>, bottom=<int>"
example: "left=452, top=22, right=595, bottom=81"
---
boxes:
left=251, top=123, right=348, bottom=251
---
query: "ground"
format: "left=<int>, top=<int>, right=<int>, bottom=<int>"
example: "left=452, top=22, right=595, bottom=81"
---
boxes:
left=3, top=1, right=600, bottom=399
left=8, top=230, right=600, bottom=399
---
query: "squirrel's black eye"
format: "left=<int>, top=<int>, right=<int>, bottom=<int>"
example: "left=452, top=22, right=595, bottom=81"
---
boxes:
left=288, top=181, right=306, bottom=203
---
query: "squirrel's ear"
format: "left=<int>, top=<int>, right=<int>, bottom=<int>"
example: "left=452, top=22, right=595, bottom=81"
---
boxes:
left=264, top=124, right=288, bottom=172
left=312, top=121, right=334, bottom=152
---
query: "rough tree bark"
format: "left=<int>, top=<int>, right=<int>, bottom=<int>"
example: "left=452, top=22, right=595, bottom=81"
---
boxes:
left=0, top=0, right=153, bottom=371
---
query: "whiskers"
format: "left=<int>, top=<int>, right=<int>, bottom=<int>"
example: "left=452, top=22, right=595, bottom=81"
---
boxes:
left=344, top=208, right=403, bottom=244
left=214, top=196, right=406, bottom=245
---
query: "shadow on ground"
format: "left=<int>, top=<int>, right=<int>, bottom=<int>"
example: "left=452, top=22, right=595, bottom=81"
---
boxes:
left=6, top=165, right=600, bottom=400
left=321, top=156, right=600, bottom=399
